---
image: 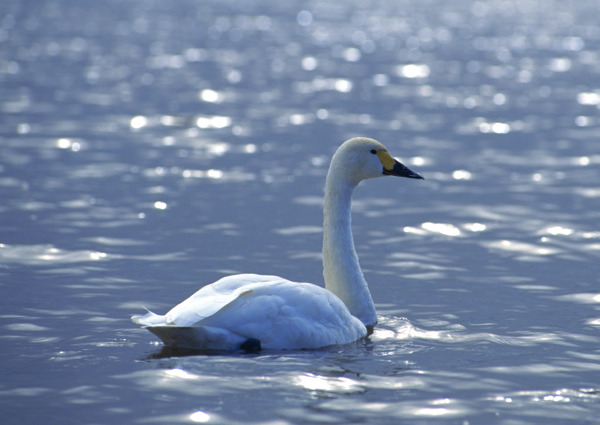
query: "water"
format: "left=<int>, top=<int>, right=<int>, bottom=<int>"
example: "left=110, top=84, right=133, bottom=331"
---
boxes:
left=1, top=0, right=599, bottom=423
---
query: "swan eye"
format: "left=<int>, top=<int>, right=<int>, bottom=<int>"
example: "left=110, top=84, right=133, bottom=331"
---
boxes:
left=370, top=149, right=377, bottom=154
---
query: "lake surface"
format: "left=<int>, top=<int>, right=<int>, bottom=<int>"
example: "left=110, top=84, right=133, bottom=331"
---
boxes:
left=1, top=0, right=599, bottom=424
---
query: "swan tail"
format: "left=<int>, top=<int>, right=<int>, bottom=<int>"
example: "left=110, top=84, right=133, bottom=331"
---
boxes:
left=147, top=325, right=247, bottom=351
left=131, top=309, right=166, bottom=327
left=132, top=309, right=251, bottom=351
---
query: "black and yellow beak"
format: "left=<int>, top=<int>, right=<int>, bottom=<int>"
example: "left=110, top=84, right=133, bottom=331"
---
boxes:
left=377, top=151, right=424, bottom=180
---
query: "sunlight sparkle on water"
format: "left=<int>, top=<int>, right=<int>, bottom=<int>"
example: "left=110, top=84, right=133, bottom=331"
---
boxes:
left=88, top=251, right=107, bottom=260
left=164, top=369, right=198, bottom=380
left=206, top=169, right=223, bottom=179
left=541, top=226, right=573, bottom=236
left=130, top=115, right=148, bottom=129
left=206, top=142, right=229, bottom=156
left=190, top=411, right=210, bottom=423
left=549, top=57, right=572, bottom=73
left=412, top=406, right=460, bottom=418
left=452, top=170, right=472, bottom=180
left=301, top=56, right=318, bottom=71
left=334, top=79, right=353, bottom=93
left=195, top=116, right=231, bottom=129
left=463, top=222, right=487, bottom=232
left=199, top=89, right=223, bottom=103
left=488, top=240, right=559, bottom=256
left=421, top=222, right=462, bottom=237
left=342, top=47, right=361, bottom=62
left=289, top=113, right=309, bottom=125
left=577, top=92, right=600, bottom=105
left=479, top=121, right=511, bottom=134
left=243, top=143, right=257, bottom=153
left=182, top=169, right=225, bottom=179
left=409, top=156, right=430, bottom=166
left=159, top=115, right=180, bottom=127
left=396, top=64, right=430, bottom=78
left=56, top=138, right=81, bottom=151
left=295, top=373, right=361, bottom=393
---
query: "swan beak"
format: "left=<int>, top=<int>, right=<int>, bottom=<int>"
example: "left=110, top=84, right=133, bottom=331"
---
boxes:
left=379, top=152, right=424, bottom=179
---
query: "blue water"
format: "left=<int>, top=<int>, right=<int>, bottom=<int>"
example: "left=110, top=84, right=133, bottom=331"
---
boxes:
left=1, top=0, right=599, bottom=424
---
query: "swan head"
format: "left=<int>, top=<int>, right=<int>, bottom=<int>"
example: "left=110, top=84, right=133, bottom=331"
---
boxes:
left=331, top=137, right=424, bottom=186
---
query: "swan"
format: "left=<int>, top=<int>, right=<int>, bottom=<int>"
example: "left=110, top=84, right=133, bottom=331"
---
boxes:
left=132, top=137, right=423, bottom=352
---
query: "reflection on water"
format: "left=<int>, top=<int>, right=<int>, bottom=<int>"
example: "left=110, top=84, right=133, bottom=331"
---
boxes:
left=0, top=243, right=109, bottom=265
left=2, top=0, right=600, bottom=424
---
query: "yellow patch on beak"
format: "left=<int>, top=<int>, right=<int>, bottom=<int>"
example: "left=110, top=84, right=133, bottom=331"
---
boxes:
left=376, top=150, right=396, bottom=171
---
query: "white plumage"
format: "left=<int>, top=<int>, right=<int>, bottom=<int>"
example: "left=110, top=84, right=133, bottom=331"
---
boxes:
left=132, top=137, right=423, bottom=351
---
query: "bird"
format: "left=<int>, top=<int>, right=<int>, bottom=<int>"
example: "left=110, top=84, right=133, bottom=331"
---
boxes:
left=132, top=137, right=423, bottom=352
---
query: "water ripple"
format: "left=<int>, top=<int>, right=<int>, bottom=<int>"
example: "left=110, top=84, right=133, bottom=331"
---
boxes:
left=0, top=244, right=110, bottom=266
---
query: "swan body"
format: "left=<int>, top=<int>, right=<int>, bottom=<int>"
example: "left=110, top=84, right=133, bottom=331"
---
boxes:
left=132, top=137, right=423, bottom=351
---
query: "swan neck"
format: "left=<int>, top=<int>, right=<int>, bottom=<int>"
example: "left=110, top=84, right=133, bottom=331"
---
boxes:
left=322, top=171, right=377, bottom=327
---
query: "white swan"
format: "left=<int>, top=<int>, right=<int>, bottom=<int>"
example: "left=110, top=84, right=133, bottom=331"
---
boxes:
left=132, top=137, right=423, bottom=351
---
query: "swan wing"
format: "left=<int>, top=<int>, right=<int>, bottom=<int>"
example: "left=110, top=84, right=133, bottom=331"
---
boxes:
left=197, top=278, right=367, bottom=349
left=131, top=274, right=278, bottom=327
left=164, top=274, right=285, bottom=326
